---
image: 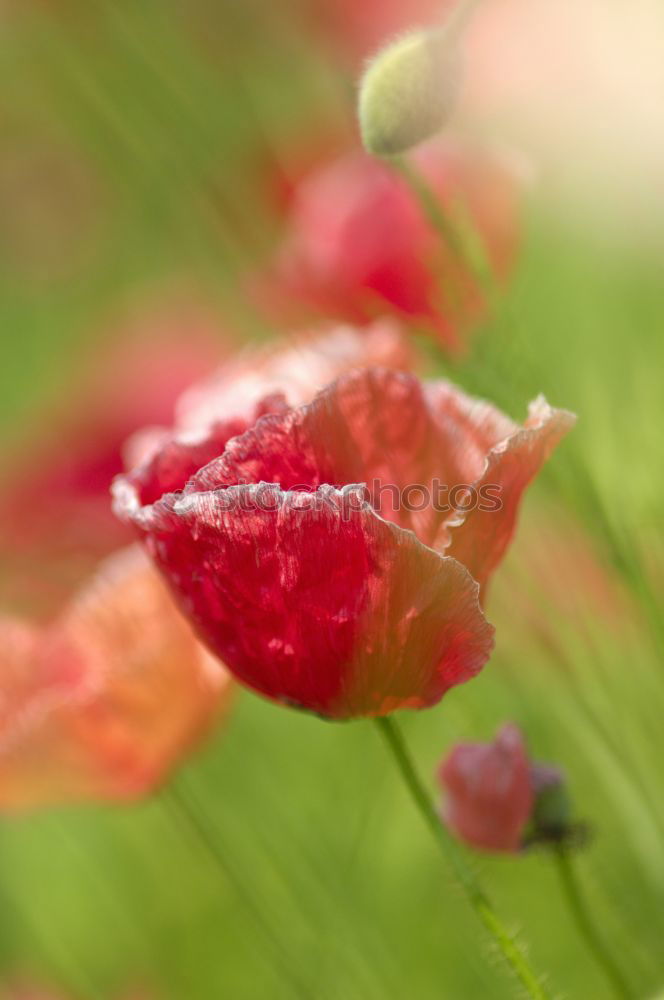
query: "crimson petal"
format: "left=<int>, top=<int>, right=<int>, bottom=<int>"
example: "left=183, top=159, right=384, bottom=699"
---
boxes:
left=126, top=484, right=493, bottom=719
left=444, top=396, right=576, bottom=591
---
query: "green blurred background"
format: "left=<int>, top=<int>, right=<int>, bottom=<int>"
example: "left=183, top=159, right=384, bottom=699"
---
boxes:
left=1, top=1, right=663, bottom=997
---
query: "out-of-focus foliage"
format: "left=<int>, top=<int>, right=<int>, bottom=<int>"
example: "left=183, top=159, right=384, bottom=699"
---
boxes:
left=1, top=2, right=663, bottom=998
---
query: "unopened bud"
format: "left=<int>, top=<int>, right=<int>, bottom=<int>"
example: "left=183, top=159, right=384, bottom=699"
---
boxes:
left=358, top=27, right=460, bottom=157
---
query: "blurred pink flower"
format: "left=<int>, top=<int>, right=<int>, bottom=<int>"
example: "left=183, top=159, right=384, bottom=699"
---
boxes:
left=0, top=300, right=226, bottom=617
left=0, top=545, right=231, bottom=810
left=439, top=723, right=571, bottom=852
left=438, top=723, right=534, bottom=852
left=257, top=139, right=521, bottom=352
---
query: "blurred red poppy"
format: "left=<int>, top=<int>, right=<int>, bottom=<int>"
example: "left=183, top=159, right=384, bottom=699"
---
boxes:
left=114, top=364, right=573, bottom=718
left=438, top=723, right=533, bottom=852
left=308, top=0, right=448, bottom=64
left=257, top=139, right=522, bottom=352
left=0, top=546, right=231, bottom=810
left=0, top=300, right=226, bottom=617
left=439, top=723, right=572, bottom=852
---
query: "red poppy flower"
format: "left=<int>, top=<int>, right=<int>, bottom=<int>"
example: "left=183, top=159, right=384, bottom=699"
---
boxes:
left=259, top=139, right=522, bottom=352
left=439, top=723, right=533, bottom=852
left=114, top=365, right=573, bottom=719
left=0, top=546, right=230, bottom=810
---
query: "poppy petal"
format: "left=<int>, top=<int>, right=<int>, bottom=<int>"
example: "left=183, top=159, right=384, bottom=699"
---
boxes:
left=439, top=723, right=533, bottom=852
left=134, top=484, right=494, bottom=719
left=444, top=396, right=577, bottom=591
left=0, top=547, right=230, bottom=809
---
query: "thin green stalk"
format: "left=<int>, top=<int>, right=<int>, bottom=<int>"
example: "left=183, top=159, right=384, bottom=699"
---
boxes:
left=376, top=716, right=552, bottom=1000
left=553, top=846, right=634, bottom=1000
left=396, top=158, right=467, bottom=262
left=394, top=156, right=497, bottom=304
left=443, top=0, right=486, bottom=43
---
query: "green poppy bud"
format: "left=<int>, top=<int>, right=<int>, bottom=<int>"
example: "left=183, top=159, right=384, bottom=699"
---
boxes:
left=358, top=27, right=460, bottom=158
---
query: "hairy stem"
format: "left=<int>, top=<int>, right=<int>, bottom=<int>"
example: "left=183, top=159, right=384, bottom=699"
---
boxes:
left=394, top=156, right=496, bottom=298
left=376, top=715, right=552, bottom=1000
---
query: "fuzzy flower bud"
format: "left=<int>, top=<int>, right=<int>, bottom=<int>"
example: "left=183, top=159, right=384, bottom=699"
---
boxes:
left=358, top=27, right=460, bottom=157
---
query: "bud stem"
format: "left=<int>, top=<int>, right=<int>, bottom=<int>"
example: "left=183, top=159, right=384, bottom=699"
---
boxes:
left=393, top=156, right=498, bottom=315
left=552, top=845, right=634, bottom=1000
left=376, top=716, right=553, bottom=1000
left=443, top=0, right=486, bottom=44
left=395, top=157, right=466, bottom=261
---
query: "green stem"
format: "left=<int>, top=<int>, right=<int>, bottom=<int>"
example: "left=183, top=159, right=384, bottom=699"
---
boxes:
left=395, top=157, right=468, bottom=264
left=442, top=0, right=486, bottom=43
left=394, top=157, right=499, bottom=315
left=376, top=716, right=552, bottom=1000
left=553, top=845, right=634, bottom=1000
